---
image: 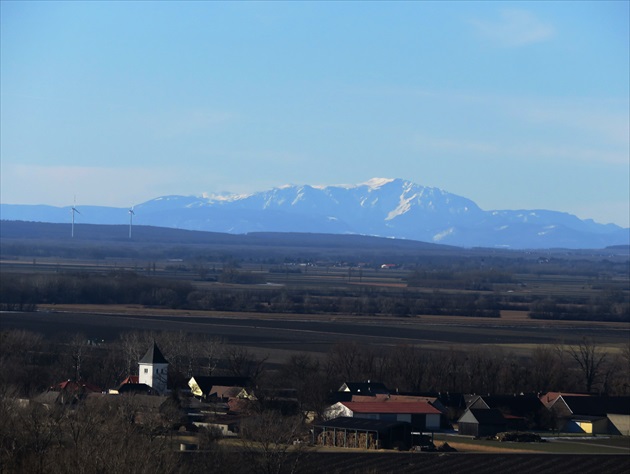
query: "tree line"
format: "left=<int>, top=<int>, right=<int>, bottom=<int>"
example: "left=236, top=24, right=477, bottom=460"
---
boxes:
left=2, top=329, right=628, bottom=404
left=4, top=269, right=628, bottom=321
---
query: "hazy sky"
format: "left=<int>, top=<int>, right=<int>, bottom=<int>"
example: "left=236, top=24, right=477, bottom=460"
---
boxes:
left=1, top=1, right=629, bottom=226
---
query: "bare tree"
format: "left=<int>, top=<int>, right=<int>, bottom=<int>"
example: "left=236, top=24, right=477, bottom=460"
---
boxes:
left=530, top=345, right=559, bottom=393
left=239, top=410, right=309, bottom=474
left=119, top=331, right=151, bottom=377
left=225, top=346, right=268, bottom=383
left=326, top=342, right=383, bottom=382
left=194, top=335, right=225, bottom=376
left=568, top=337, right=608, bottom=393
left=68, top=333, right=89, bottom=381
left=621, top=340, right=630, bottom=394
left=273, top=353, right=329, bottom=420
left=464, top=348, right=503, bottom=394
left=386, top=345, right=431, bottom=393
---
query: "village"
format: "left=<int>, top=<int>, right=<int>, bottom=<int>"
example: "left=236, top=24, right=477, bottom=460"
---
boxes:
left=3, top=337, right=628, bottom=474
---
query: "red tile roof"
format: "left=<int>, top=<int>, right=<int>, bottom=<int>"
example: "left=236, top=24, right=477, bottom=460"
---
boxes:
left=342, top=401, right=441, bottom=415
left=55, top=380, right=101, bottom=393
left=540, top=391, right=590, bottom=406
left=352, top=394, right=438, bottom=404
left=120, top=376, right=140, bottom=385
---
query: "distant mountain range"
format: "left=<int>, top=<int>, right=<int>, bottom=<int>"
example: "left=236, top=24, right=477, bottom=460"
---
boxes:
left=2, top=178, right=628, bottom=249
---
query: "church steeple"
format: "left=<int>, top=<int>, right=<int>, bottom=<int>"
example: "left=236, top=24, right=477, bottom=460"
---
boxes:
left=138, top=342, right=169, bottom=394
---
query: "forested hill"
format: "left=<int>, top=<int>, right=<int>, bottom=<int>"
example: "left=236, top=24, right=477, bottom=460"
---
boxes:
left=4, top=220, right=628, bottom=264
left=0, top=220, right=460, bottom=259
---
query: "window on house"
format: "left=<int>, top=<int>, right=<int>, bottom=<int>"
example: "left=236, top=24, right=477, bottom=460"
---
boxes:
left=144, top=368, right=148, bottom=374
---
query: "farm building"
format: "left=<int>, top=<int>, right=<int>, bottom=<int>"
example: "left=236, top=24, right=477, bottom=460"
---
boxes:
left=467, top=394, right=545, bottom=430
left=457, top=408, right=507, bottom=437
left=313, top=416, right=412, bottom=450
left=549, top=395, right=630, bottom=435
left=539, top=391, right=590, bottom=408
left=350, top=393, right=448, bottom=424
left=325, top=400, right=442, bottom=431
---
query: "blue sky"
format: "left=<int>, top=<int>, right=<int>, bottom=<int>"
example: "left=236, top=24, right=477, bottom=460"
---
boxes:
left=1, top=1, right=628, bottom=227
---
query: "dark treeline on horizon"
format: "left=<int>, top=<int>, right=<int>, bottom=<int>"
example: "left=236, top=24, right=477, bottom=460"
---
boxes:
left=2, top=269, right=628, bottom=322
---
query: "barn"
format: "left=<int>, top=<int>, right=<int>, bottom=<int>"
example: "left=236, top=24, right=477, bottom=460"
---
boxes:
left=457, top=408, right=507, bottom=437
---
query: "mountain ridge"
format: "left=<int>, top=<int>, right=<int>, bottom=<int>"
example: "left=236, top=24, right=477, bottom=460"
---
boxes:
left=1, top=178, right=628, bottom=249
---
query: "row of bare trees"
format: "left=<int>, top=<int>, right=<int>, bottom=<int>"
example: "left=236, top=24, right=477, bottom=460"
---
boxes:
left=323, top=338, right=629, bottom=397
left=1, top=329, right=628, bottom=401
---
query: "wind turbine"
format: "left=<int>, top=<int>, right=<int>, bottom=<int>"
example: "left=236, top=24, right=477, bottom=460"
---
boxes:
left=71, top=196, right=80, bottom=238
left=128, top=205, right=135, bottom=239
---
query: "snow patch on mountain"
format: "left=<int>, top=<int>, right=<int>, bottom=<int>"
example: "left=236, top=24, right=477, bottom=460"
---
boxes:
left=386, top=194, right=415, bottom=220
left=362, top=177, right=396, bottom=189
left=433, top=228, right=455, bottom=242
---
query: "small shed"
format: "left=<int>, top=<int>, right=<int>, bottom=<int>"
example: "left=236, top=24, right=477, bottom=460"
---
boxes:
left=458, top=408, right=507, bottom=437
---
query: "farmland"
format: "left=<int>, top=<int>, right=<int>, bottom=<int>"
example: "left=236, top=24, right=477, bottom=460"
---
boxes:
left=289, top=452, right=630, bottom=474
left=1, top=307, right=627, bottom=362
left=1, top=221, right=629, bottom=473
left=1, top=221, right=629, bottom=357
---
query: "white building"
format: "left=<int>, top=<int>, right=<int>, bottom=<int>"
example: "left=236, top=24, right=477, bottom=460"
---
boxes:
left=138, top=342, right=169, bottom=394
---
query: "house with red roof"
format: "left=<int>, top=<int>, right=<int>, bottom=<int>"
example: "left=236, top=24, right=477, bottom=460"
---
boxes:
left=325, top=400, right=442, bottom=431
left=119, top=375, right=140, bottom=386
left=54, top=380, right=102, bottom=394
left=539, top=391, right=590, bottom=408
left=33, top=379, right=103, bottom=406
left=351, top=393, right=447, bottom=414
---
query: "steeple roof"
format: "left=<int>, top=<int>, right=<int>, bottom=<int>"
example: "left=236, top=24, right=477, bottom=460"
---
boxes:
left=139, top=342, right=169, bottom=364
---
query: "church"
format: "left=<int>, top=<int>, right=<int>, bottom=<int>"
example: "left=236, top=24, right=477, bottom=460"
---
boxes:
left=138, top=341, right=169, bottom=394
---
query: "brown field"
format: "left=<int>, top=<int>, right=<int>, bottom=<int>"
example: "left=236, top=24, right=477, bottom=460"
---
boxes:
left=3, top=303, right=627, bottom=366
left=2, top=233, right=628, bottom=363
left=271, top=452, right=630, bottom=474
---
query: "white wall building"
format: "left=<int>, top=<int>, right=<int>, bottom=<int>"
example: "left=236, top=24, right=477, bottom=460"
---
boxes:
left=138, top=342, right=169, bottom=394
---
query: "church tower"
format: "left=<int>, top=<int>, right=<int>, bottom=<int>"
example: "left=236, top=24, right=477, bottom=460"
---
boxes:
left=138, top=342, right=169, bottom=394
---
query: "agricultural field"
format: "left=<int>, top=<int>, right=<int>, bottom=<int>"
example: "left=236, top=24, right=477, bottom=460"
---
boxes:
left=289, top=452, right=630, bottom=474
left=1, top=223, right=629, bottom=474
left=432, top=433, right=630, bottom=454
left=1, top=306, right=627, bottom=362
left=1, top=222, right=629, bottom=393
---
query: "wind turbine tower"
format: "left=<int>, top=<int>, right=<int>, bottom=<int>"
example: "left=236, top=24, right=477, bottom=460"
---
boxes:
left=71, top=197, right=80, bottom=238
left=128, top=206, right=135, bottom=239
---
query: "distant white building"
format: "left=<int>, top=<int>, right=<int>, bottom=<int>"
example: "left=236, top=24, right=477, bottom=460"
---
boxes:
left=138, top=342, right=169, bottom=394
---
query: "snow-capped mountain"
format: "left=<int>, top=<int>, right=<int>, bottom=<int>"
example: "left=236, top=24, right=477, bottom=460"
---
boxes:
left=1, top=178, right=628, bottom=249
